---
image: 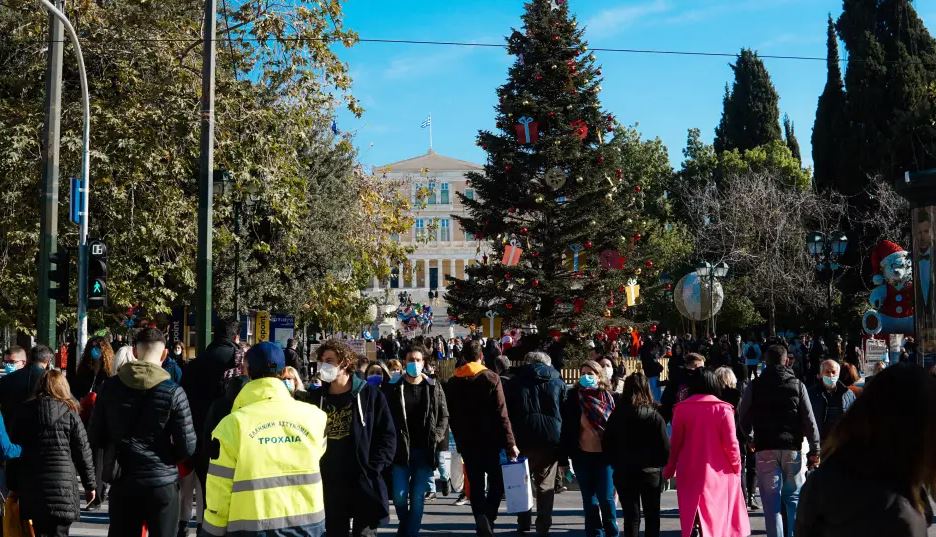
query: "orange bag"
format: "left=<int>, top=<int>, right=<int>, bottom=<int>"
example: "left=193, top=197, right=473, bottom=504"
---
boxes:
left=3, top=495, right=35, bottom=537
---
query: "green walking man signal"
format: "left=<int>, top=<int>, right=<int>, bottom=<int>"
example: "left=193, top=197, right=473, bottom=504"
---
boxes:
left=88, top=239, right=108, bottom=309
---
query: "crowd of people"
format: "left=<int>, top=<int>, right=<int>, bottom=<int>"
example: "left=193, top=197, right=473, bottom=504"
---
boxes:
left=0, top=322, right=932, bottom=537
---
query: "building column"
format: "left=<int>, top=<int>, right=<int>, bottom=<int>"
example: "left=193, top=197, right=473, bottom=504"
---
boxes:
left=373, top=276, right=380, bottom=291
left=411, top=262, right=418, bottom=289
left=398, top=263, right=405, bottom=288
left=424, top=259, right=431, bottom=289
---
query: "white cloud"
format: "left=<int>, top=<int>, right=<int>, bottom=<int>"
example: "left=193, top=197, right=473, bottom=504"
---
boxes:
left=585, top=0, right=671, bottom=38
left=382, top=46, right=475, bottom=80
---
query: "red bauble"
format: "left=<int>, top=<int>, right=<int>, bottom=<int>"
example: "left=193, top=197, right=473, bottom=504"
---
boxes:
left=618, top=285, right=626, bottom=293
left=508, top=207, right=517, bottom=214
left=549, top=329, right=562, bottom=341
left=570, top=322, right=578, bottom=330
left=554, top=298, right=563, bottom=305
left=615, top=169, right=623, bottom=179
left=665, top=283, right=673, bottom=291
left=634, top=185, right=642, bottom=193
left=504, top=272, right=512, bottom=280
left=547, top=111, right=556, bottom=118
left=552, top=34, right=560, bottom=41
left=650, top=324, right=658, bottom=333
left=607, top=299, right=615, bottom=307
left=506, top=303, right=514, bottom=310
left=530, top=250, right=540, bottom=258
left=532, top=279, right=540, bottom=287
left=535, top=73, right=543, bottom=81
left=606, top=114, right=614, bottom=122
left=583, top=240, right=593, bottom=249
left=519, top=226, right=529, bottom=235
left=633, top=233, right=642, bottom=242
left=504, top=163, right=513, bottom=172
left=645, top=259, right=654, bottom=269
left=597, top=155, right=605, bottom=164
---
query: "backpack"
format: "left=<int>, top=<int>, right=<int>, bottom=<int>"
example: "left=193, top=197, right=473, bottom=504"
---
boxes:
left=745, top=345, right=758, bottom=360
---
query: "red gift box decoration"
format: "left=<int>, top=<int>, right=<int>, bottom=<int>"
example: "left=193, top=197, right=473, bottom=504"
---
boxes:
left=570, top=119, right=588, bottom=141
left=599, top=249, right=626, bottom=270
left=502, top=240, right=523, bottom=266
left=515, top=116, right=540, bottom=144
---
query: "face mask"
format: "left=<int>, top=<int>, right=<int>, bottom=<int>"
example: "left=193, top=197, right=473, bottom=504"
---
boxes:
left=822, top=375, right=838, bottom=387
left=366, top=374, right=383, bottom=387
left=312, top=380, right=322, bottom=388
left=3, top=363, right=15, bottom=375
left=283, top=379, right=295, bottom=393
left=90, top=347, right=102, bottom=361
left=406, top=361, right=423, bottom=378
left=603, top=367, right=614, bottom=380
left=174, top=348, right=183, bottom=356
left=389, top=372, right=402, bottom=384
left=579, top=373, right=598, bottom=389
left=318, top=362, right=339, bottom=383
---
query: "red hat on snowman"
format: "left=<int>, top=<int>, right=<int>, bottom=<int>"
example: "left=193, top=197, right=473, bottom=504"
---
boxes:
left=871, top=240, right=907, bottom=286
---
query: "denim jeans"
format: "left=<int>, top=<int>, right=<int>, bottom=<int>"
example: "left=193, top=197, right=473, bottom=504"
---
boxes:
left=755, top=449, right=805, bottom=537
left=648, top=376, right=662, bottom=402
left=392, top=448, right=434, bottom=537
left=427, top=450, right=449, bottom=493
left=573, top=452, right=619, bottom=537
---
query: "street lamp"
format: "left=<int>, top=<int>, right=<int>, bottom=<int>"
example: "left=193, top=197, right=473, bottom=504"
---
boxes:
left=697, top=261, right=729, bottom=336
left=214, top=172, right=260, bottom=322
left=806, top=231, right=849, bottom=329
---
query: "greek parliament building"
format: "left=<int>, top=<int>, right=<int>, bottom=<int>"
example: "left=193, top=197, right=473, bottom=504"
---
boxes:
left=367, top=149, right=493, bottom=315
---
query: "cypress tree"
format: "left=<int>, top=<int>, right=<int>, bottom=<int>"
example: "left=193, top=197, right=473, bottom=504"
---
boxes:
left=811, top=14, right=846, bottom=192
left=783, top=114, right=802, bottom=163
left=714, top=49, right=783, bottom=154
left=837, top=0, right=936, bottom=189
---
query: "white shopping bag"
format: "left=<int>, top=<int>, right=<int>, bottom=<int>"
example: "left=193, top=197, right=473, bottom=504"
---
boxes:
left=501, top=457, right=534, bottom=514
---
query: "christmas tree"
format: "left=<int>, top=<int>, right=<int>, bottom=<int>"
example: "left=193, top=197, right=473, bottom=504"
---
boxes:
left=445, top=0, right=669, bottom=342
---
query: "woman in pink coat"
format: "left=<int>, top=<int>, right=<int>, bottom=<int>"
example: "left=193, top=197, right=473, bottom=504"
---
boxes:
left=663, top=368, right=750, bottom=537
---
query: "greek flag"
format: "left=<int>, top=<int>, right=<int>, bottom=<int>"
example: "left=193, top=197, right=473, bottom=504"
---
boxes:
left=420, top=115, right=432, bottom=128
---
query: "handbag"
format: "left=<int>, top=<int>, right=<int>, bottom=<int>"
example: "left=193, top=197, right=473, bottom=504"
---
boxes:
left=79, top=372, right=102, bottom=423
left=3, top=496, right=35, bottom=537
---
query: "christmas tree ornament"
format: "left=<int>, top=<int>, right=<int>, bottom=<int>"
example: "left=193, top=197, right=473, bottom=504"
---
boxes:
left=573, top=297, right=585, bottom=314
left=615, top=169, right=623, bottom=179
left=570, top=119, right=588, bottom=140
left=575, top=175, right=584, bottom=184
left=633, top=232, right=642, bottom=242
left=583, top=240, right=593, bottom=250
left=551, top=64, right=558, bottom=69
left=634, top=185, right=642, bottom=193
left=549, top=0, right=561, bottom=10
left=506, top=303, right=514, bottom=310
left=508, top=207, right=517, bottom=214
left=515, top=116, right=540, bottom=144
left=532, top=279, right=540, bottom=287
left=504, top=163, right=513, bottom=172
left=597, top=155, right=605, bottom=164
left=504, top=272, right=512, bottom=280
left=547, top=111, right=556, bottom=118
left=554, top=297, right=563, bottom=305
left=530, top=250, right=540, bottom=258
left=534, top=194, right=545, bottom=204
left=501, top=239, right=523, bottom=266
left=566, top=104, right=574, bottom=110
left=568, top=243, right=585, bottom=272
left=544, top=167, right=566, bottom=190
left=519, top=226, right=529, bottom=235
left=605, top=192, right=614, bottom=202
left=593, top=85, right=602, bottom=94
left=535, top=73, right=543, bottom=81
left=603, top=309, right=612, bottom=318
left=600, top=249, right=625, bottom=270
left=596, top=68, right=603, bottom=76
left=522, top=99, right=530, bottom=106
left=635, top=268, right=642, bottom=275
left=589, top=54, right=597, bottom=62
left=644, top=259, right=654, bottom=269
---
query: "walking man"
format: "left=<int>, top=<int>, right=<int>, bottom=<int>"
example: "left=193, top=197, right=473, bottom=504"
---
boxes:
left=504, top=351, right=566, bottom=536
left=807, top=359, right=856, bottom=448
left=445, top=340, right=519, bottom=536
left=740, top=345, right=821, bottom=537
left=201, top=341, right=327, bottom=536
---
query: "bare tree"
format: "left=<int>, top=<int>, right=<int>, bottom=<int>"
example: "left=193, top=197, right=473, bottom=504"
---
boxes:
left=680, top=171, right=848, bottom=334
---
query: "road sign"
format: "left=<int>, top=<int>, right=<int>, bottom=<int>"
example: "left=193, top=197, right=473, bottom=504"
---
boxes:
left=70, top=177, right=82, bottom=225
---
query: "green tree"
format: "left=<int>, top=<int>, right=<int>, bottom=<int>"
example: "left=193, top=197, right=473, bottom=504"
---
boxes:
left=836, top=0, right=936, bottom=191
left=783, top=114, right=802, bottom=163
left=812, top=14, right=846, bottom=192
left=713, top=49, right=783, bottom=154
left=445, top=0, right=673, bottom=337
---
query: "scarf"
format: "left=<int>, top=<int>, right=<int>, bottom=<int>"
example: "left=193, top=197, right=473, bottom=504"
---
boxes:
left=578, top=388, right=615, bottom=433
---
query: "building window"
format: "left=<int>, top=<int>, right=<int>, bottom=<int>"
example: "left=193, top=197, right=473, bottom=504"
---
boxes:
left=440, top=183, right=450, bottom=204
left=464, top=188, right=474, bottom=201
left=415, top=218, right=425, bottom=240
left=426, top=182, right=437, bottom=205
left=465, top=230, right=474, bottom=242
left=440, top=219, right=450, bottom=241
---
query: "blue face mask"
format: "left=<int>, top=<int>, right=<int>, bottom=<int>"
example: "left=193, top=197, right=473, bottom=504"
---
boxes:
left=366, top=374, right=383, bottom=387
left=3, top=363, right=16, bottom=375
left=406, top=362, right=423, bottom=378
left=822, top=375, right=838, bottom=387
left=389, top=372, right=402, bottom=384
left=283, top=379, right=295, bottom=393
left=90, top=347, right=102, bottom=361
left=579, top=373, right=598, bottom=389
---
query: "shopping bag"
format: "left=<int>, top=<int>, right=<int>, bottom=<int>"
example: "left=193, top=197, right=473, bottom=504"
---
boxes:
left=3, top=496, right=35, bottom=537
left=501, top=457, right=534, bottom=514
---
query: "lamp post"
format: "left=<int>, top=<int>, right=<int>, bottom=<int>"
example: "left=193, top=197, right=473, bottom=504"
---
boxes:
left=696, top=261, right=729, bottom=336
left=806, top=231, right=848, bottom=330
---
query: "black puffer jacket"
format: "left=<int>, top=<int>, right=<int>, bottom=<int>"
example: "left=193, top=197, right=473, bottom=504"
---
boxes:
left=89, top=361, right=196, bottom=488
left=602, top=403, right=669, bottom=471
left=11, top=396, right=95, bottom=522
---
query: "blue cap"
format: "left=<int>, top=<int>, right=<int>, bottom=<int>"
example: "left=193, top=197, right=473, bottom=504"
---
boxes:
left=246, top=341, right=285, bottom=375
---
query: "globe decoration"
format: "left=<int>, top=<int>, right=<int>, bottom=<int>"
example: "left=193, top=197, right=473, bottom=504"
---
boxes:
left=673, top=271, right=724, bottom=321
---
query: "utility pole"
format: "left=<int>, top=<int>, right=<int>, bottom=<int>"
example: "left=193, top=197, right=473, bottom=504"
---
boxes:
left=36, top=0, right=65, bottom=346
left=196, top=0, right=217, bottom=353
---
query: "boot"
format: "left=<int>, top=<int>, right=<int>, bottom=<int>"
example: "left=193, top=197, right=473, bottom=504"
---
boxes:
left=747, top=493, right=761, bottom=511
left=473, top=514, right=494, bottom=537
left=441, top=479, right=451, bottom=497
left=177, top=521, right=189, bottom=537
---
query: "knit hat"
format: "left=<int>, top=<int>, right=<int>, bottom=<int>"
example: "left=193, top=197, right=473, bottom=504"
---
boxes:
left=246, top=341, right=285, bottom=375
left=871, top=240, right=906, bottom=286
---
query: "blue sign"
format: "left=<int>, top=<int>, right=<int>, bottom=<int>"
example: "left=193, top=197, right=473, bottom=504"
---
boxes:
left=70, top=177, right=82, bottom=225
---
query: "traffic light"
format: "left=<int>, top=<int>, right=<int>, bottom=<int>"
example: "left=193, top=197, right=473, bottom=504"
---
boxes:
left=48, top=247, right=70, bottom=303
left=88, top=239, right=108, bottom=309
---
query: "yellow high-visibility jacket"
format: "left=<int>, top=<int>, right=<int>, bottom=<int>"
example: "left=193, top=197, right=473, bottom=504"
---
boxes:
left=202, top=377, right=327, bottom=536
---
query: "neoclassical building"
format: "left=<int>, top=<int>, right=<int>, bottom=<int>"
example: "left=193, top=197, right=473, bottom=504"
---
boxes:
left=368, top=149, right=492, bottom=314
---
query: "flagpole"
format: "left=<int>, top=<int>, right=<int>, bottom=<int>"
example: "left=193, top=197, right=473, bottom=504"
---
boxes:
left=429, top=113, right=433, bottom=151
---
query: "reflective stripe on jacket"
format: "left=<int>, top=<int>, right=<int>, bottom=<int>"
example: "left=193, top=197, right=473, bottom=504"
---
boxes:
left=202, top=377, right=327, bottom=537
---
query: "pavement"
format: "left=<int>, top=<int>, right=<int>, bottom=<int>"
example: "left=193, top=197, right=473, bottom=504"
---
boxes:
left=71, top=488, right=768, bottom=536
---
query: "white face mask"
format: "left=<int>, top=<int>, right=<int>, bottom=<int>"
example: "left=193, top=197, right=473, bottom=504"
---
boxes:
left=603, top=366, right=614, bottom=380
left=318, top=362, right=339, bottom=383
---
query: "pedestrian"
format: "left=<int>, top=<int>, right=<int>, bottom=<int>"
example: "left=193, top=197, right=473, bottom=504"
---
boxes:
left=307, top=340, right=397, bottom=536
left=640, top=343, right=665, bottom=401
left=739, top=345, right=820, bottom=537
left=838, top=362, right=862, bottom=397
left=162, top=346, right=183, bottom=385
left=504, top=351, right=566, bottom=536
left=89, top=328, right=197, bottom=537
left=807, top=360, right=856, bottom=448
left=560, top=360, right=618, bottom=537
left=659, top=353, right=705, bottom=423
left=603, top=372, right=668, bottom=537
left=796, top=363, right=936, bottom=537
left=201, top=341, right=327, bottom=536
left=383, top=344, right=449, bottom=537
left=663, top=368, right=750, bottom=537
left=181, top=319, right=241, bottom=514
left=9, top=370, right=93, bottom=537
left=112, top=344, right=136, bottom=373
left=284, top=337, right=302, bottom=371
left=0, top=345, right=54, bottom=426
left=281, top=365, right=307, bottom=397
left=743, top=335, right=762, bottom=381
left=599, top=355, right=623, bottom=396
left=387, top=359, right=404, bottom=384
left=445, top=339, right=519, bottom=537
left=1, top=346, right=27, bottom=378
left=68, top=337, right=113, bottom=406
left=714, top=366, right=759, bottom=511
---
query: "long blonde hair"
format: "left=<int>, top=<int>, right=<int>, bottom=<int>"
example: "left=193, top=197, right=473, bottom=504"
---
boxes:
left=37, top=370, right=79, bottom=413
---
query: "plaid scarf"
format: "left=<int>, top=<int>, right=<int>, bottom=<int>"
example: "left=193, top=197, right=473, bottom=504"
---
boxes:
left=579, top=388, right=615, bottom=433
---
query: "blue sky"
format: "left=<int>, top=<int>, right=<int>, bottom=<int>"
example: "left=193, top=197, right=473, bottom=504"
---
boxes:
left=334, top=0, right=936, bottom=171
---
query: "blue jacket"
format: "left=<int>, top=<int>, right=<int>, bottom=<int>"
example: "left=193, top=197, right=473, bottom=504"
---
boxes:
left=162, top=357, right=182, bottom=385
left=0, top=412, right=21, bottom=461
left=305, top=376, right=396, bottom=524
left=504, top=362, right=566, bottom=450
